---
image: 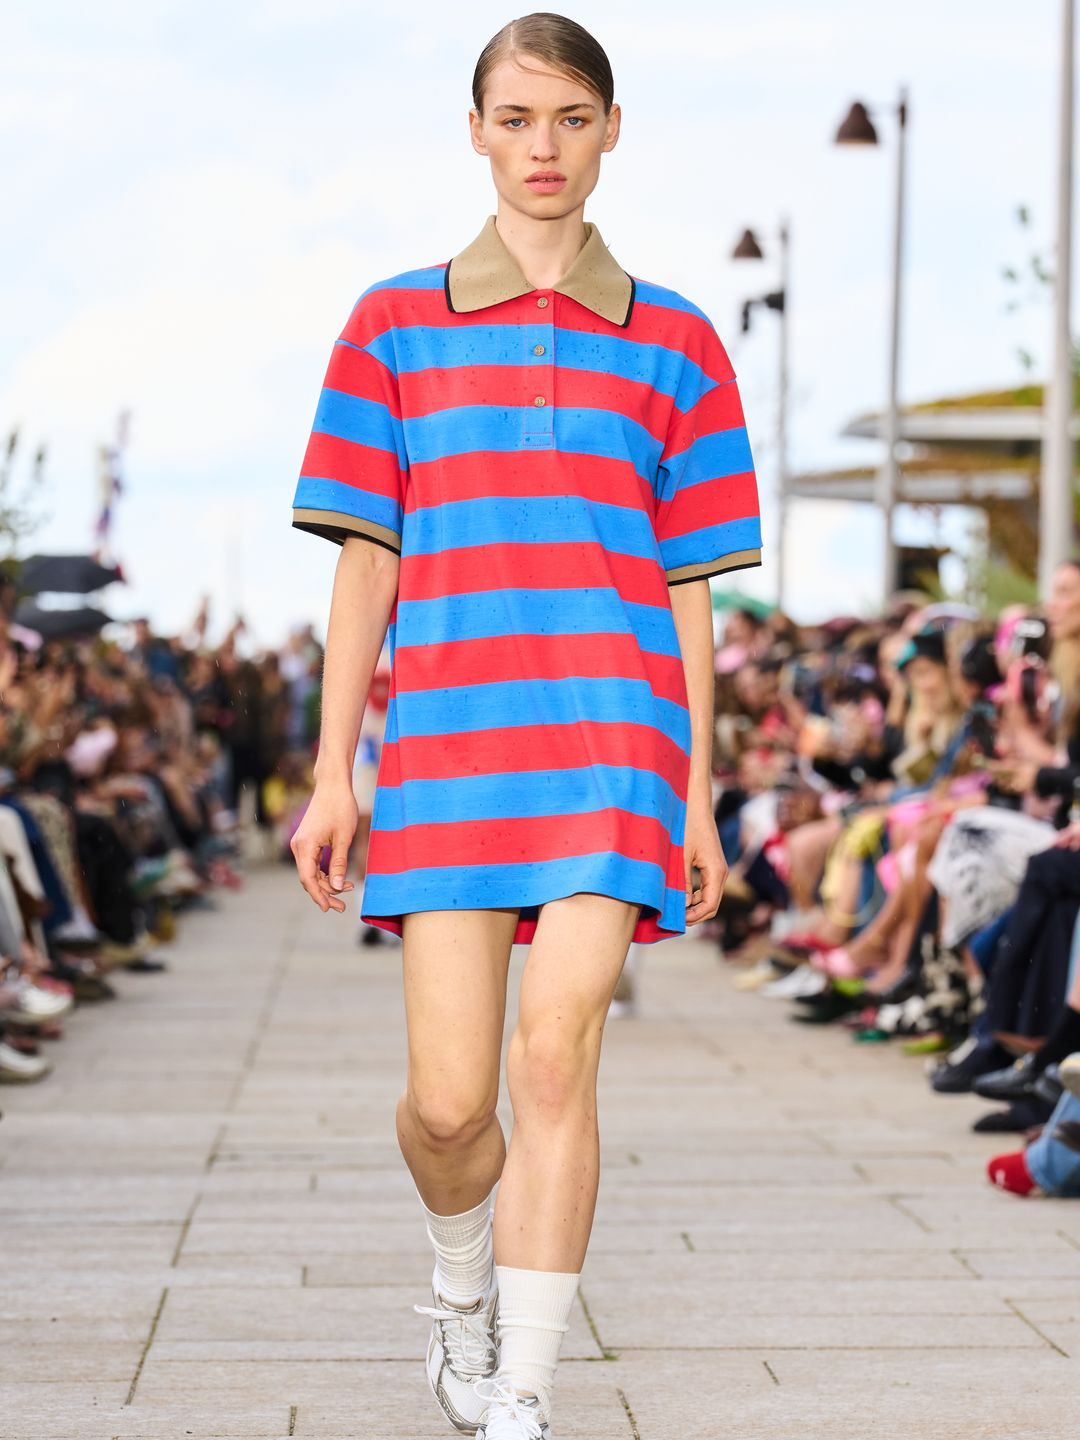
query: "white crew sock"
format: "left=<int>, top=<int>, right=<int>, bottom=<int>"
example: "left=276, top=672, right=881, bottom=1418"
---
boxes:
left=417, top=1189, right=495, bottom=1305
left=494, top=1265, right=581, bottom=1422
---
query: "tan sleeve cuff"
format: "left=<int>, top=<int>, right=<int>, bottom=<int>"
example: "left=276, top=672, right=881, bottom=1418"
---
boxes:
left=666, top=547, right=762, bottom=586
left=292, top=507, right=401, bottom=554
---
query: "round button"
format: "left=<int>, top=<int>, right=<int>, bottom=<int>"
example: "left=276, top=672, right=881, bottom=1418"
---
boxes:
left=533, top=344, right=546, bottom=356
left=536, top=296, right=549, bottom=308
left=533, top=396, right=546, bottom=407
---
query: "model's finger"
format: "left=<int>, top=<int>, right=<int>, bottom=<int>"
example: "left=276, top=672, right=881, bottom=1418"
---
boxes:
left=325, top=836, right=354, bottom=901
left=296, top=838, right=331, bottom=911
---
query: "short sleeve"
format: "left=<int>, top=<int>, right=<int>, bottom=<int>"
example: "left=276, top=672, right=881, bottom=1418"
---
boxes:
left=654, top=320, right=762, bottom=585
left=291, top=296, right=407, bottom=553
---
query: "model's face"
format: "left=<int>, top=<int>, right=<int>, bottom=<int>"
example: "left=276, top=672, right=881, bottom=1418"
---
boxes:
left=469, top=54, right=619, bottom=219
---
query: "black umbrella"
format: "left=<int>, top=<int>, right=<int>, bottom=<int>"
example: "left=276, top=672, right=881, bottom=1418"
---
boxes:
left=12, top=601, right=112, bottom=639
left=17, top=553, right=124, bottom=596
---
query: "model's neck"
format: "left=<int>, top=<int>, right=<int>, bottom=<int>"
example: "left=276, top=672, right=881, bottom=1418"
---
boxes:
left=493, top=205, right=588, bottom=291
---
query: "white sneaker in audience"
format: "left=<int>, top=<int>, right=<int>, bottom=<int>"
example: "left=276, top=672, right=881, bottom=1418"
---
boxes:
left=760, top=965, right=826, bottom=1000
left=0, top=1039, right=52, bottom=1082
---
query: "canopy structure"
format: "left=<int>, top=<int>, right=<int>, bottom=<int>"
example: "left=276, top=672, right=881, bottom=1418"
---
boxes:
left=788, top=380, right=1077, bottom=577
left=10, top=552, right=126, bottom=641
left=17, top=553, right=124, bottom=596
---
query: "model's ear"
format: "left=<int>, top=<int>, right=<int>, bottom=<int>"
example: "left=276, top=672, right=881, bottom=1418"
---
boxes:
left=601, top=102, right=621, bottom=154
left=469, top=108, right=488, bottom=156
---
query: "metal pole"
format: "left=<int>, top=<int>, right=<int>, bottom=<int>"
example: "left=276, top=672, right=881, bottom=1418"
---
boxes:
left=1040, top=0, right=1076, bottom=594
left=880, top=88, right=907, bottom=606
left=776, top=219, right=790, bottom=611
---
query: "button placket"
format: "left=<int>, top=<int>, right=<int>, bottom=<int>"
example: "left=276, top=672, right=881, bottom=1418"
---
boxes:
left=523, top=300, right=555, bottom=449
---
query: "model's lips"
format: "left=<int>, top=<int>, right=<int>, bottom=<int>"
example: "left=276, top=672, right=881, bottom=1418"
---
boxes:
left=525, top=172, right=567, bottom=191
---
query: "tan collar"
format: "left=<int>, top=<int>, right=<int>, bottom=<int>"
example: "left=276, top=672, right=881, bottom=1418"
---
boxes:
left=445, top=214, right=635, bottom=327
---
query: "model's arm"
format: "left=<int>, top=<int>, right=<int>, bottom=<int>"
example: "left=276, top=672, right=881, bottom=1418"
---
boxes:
left=668, top=577, right=728, bottom=922
left=292, top=536, right=399, bottom=912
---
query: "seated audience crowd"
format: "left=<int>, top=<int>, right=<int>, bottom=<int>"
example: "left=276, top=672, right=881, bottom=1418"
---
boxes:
left=710, top=561, right=1080, bottom=1201
left=0, top=590, right=324, bottom=1085
left=11, top=568, right=1080, bottom=1202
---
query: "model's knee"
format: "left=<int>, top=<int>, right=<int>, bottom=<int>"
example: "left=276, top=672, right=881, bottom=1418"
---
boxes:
left=507, top=1022, right=597, bottom=1120
left=404, top=1082, right=496, bottom=1150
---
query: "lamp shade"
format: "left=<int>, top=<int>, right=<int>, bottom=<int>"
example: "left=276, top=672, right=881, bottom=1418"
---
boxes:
left=835, top=100, right=878, bottom=145
left=731, top=228, right=764, bottom=260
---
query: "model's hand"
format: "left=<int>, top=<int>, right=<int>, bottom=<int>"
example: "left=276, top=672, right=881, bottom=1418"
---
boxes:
left=683, top=808, right=728, bottom=925
left=291, top=781, right=358, bottom=913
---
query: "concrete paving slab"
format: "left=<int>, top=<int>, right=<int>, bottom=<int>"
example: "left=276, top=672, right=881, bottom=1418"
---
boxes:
left=3, top=866, right=1078, bottom=1438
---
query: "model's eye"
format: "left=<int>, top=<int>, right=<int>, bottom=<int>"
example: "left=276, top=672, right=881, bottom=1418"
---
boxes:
left=503, top=118, right=526, bottom=128
left=564, top=116, right=586, bottom=127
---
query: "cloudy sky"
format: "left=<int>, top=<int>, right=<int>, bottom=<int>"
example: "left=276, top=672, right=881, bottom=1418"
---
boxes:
left=0, top=1, right=1064, bottom=646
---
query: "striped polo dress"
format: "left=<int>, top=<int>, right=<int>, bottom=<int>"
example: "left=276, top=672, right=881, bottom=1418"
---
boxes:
left=292, top=214, right=762, bottom=944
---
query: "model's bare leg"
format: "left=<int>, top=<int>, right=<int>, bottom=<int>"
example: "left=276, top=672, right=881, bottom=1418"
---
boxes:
left=495, top=891, right=640, bottom=1269
left=397, top=907, right=519, bottom=1433
left=397, top=906, right=518, bottom=1214
left=486, top=891, right=639, bottom=1422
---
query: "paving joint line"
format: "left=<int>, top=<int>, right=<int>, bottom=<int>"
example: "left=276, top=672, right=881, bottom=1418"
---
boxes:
left=617, top=1387, right=642, bottom=1439
left=577, top=1286, right=617, bottom=1360
left=1004, top=1297, right=1069, bottom=1357
left=951, top=1248, right=981, bottom=1278
left=288, top=1403, right=298, bottom=1434
left=170, top=1194, right=200, bottom=1267
left=125, top=1285, right=169, bottom=1405
left=885, top=1193, right=932, bottom=1234
left=762, top=1359, right=780, bottom=1386
left=203, top=1122, right=227, bottom=1174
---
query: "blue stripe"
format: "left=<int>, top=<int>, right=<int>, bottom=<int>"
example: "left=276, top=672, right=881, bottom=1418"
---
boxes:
left=292, top=477, right=402, bottom=533
left=374, top=763, right=684, bottom=833
left=392, top=590, right=682, bottom=663
left=632, top=279, right=713, bottom=322
left=405, top=495, right=658, bottom=560
left=361, top=851, right=686, bottom=935
left=659, top=515, right=763, bottom=571
left=401, top=404, right=662, bottom=481
left=389, top=676, right=690, bottom=752
left=664, top=426, right=754, bottom=487
left=313, top=389, right=408, bottom=468
left=367, top=325, right=715, bottom=412
left=358, top=266, right=447, bottom=300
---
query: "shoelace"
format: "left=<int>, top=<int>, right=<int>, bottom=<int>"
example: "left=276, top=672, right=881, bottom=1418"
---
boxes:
left=472, top=1376, right=545, bottom=1439
left=413, top=1297, right=496, bottom=1376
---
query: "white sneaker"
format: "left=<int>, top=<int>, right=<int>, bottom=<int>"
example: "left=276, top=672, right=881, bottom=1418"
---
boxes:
left=0, top=979, right=74, bottom=1027
left=415, top=1268, right=499, bottom=1432
left=0, top=1040, right=52, bottom=1083
left=474, top=1378, right=552, bottom=1439
left=760, top=965, right=826, bottom=1000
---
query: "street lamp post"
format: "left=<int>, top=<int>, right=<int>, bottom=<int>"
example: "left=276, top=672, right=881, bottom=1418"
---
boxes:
left=835, top=90, right=909, bottom=606
left=733, top=222, right=791, bottom=611
left=1040, top=0, right=1076, bottom=593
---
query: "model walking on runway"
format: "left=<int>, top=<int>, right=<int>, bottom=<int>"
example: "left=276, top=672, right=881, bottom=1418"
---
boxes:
left=290, top=13, right=762, bottom=1437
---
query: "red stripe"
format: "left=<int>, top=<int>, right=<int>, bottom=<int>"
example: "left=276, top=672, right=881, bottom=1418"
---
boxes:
left=400, top=540, right=669, bottom=607
left=656, top=471, right=759, bottom=540
left=340, top=277, right=733, bottom=379
left=392, top=632, right=687, bottom=706
left=368, top=807, right=684, bottom=884
left=300, top=433, right=405, bottom=501
left=377, top=720, right=689, bottom=791
left=322, top=343, right=403, bottom=415
left=397, top=366, right=672, bottom=440
left=662, top=386, right=744, bottom=462
left=404, top=450, right=654, bottom=514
